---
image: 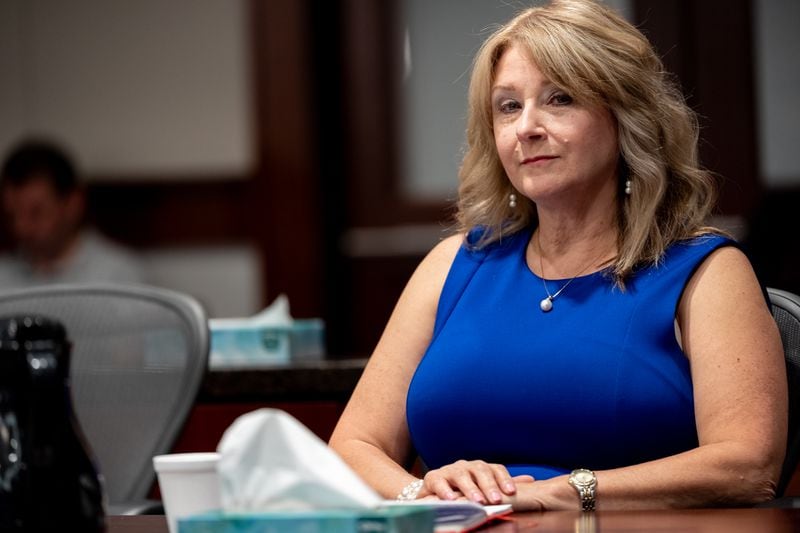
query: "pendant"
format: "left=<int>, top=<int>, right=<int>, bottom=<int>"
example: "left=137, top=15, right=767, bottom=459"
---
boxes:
left=540, top=296, right=553, bottom=312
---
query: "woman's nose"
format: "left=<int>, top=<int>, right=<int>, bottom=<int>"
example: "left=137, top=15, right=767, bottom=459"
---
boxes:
left=516, top=105, right=545, bottom=142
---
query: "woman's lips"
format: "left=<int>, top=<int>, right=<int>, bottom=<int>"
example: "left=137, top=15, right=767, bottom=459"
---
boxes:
left=521, top=155, right=558, bottom=165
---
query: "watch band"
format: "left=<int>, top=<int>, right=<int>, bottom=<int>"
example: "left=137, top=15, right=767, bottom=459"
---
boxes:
left=577, top=483, right=596, bottom=511
left=568, top=468, right=597, bottom=511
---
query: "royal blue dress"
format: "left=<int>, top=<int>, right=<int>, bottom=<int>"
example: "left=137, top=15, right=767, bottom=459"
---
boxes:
left=406, top=227, right=735, bottom=479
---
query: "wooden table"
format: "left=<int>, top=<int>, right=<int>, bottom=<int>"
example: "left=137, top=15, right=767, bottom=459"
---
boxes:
left=106, top=507, right=800, bottom=532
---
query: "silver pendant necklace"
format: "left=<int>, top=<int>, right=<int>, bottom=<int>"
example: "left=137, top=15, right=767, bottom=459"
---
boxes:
left=539, top=276, right=578, bottom=312
left=536, top=232, right=608, bottom=313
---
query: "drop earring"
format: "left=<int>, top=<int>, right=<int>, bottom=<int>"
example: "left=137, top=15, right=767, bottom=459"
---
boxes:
left=624, top=179, right=632, bottom=195
left=509, top=193, right=517, bottom=208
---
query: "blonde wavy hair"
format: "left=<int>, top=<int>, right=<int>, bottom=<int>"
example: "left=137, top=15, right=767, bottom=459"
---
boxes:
left=456, top=0, right=718, bottom=282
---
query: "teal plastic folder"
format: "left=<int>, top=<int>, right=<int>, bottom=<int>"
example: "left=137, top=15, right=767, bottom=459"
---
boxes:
left=178, top=506, right=435, bottom=533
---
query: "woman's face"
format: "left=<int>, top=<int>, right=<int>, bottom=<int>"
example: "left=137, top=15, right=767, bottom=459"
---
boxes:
left=491, top=44, right=619, bottom=209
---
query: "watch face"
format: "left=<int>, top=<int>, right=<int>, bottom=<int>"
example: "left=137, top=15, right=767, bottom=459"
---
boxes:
left=570, top=469, right=595, bottom=487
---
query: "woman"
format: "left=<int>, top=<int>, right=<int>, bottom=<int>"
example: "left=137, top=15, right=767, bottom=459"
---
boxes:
left=329, top=0, right=786, bottom=511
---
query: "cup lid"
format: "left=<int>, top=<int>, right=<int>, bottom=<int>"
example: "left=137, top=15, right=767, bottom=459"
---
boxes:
left=153, top=452, right=220, bottom=472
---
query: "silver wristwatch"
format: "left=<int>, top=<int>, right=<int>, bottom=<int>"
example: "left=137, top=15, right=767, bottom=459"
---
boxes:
left=568, top=468, right=597, bottom=511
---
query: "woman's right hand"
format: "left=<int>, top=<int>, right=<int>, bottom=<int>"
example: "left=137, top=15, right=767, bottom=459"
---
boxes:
left=421, top=460, right=534, bottom=504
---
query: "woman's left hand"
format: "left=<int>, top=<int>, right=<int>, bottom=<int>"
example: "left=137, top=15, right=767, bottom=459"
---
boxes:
left=421, top=459, right=534, bottom=504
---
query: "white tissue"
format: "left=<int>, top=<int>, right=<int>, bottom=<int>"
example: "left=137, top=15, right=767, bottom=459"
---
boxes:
left=216, top=409, right=383, bottom=512
left=209, top=294, right=293, bottom=331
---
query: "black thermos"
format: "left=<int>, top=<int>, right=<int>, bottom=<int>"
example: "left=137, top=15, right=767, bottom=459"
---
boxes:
left=0, top=316, right=105, bottom=531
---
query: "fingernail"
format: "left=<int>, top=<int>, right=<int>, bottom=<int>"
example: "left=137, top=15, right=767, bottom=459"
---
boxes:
left=504, top=482, right=516, bottom=493
left=471, top=491, right=485, bottom=504
left=444, top=491, right=456, bottom=500
left=490, top=490, right=502, bottom=503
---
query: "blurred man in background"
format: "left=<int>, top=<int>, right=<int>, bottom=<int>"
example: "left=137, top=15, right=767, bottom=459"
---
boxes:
left=0, top=138, right=144, bottom=290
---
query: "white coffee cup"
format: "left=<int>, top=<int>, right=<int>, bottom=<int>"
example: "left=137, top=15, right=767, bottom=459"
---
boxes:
left=153, top=452, right=221, bottom=533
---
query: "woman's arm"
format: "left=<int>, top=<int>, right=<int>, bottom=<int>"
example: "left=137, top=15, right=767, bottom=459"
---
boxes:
left=329, top=234, right=467, bottom=499
left=507, top=246, right=788, bottom=510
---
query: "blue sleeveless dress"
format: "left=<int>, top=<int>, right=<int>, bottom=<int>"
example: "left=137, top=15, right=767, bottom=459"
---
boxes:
left=406, top=227, right=735, bottom=479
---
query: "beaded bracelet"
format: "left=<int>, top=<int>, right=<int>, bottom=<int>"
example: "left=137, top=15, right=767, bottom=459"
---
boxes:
left=396, top=479, right=424, bottom=501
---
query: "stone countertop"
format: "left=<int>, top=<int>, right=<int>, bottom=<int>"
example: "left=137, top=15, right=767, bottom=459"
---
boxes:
left=198, top=358, right=368, bottom=403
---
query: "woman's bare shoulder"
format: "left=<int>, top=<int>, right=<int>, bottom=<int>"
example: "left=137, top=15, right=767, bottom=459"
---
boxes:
left=408, top=232, right=464, bottom=283
left=387, top=233, right=466, bottom=328
left=685, top=245, right=762, bottom=303
left=426, top=233, right=465, bottom=266
left=679, top=244, right=779, bottom=360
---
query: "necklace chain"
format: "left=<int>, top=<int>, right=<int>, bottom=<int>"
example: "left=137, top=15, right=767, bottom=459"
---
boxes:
left=536, top=231, right=609, bottom=313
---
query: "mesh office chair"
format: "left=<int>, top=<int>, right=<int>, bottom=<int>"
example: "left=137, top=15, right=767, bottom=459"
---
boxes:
left=0, top=283, right=209, bottom=514
left=767, top=287, right=800, bottom=497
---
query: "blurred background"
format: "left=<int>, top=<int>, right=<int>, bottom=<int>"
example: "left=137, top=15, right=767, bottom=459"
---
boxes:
left=0, top=0, right=797, bottom=358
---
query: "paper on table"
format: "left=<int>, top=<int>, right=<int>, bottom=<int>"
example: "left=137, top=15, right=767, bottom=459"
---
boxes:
left=383, top=500, right=513, bottom=532
left=217, top=408, right=382, bottom=512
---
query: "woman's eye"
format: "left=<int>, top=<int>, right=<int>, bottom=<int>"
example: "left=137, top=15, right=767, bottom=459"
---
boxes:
left=497, top=99, right=521, bottom=114
left=549, top=92, right=573, bottom=106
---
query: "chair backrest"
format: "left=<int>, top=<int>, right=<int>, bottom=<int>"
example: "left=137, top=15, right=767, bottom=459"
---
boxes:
left=767, top=287, right=800, bottom=497
left=0, top=283, right=208, bottom=505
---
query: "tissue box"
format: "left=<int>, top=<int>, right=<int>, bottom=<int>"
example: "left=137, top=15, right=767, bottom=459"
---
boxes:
left=209, top=319, right=325, bottom=368
left=177, top=507, right=435, bottom=533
